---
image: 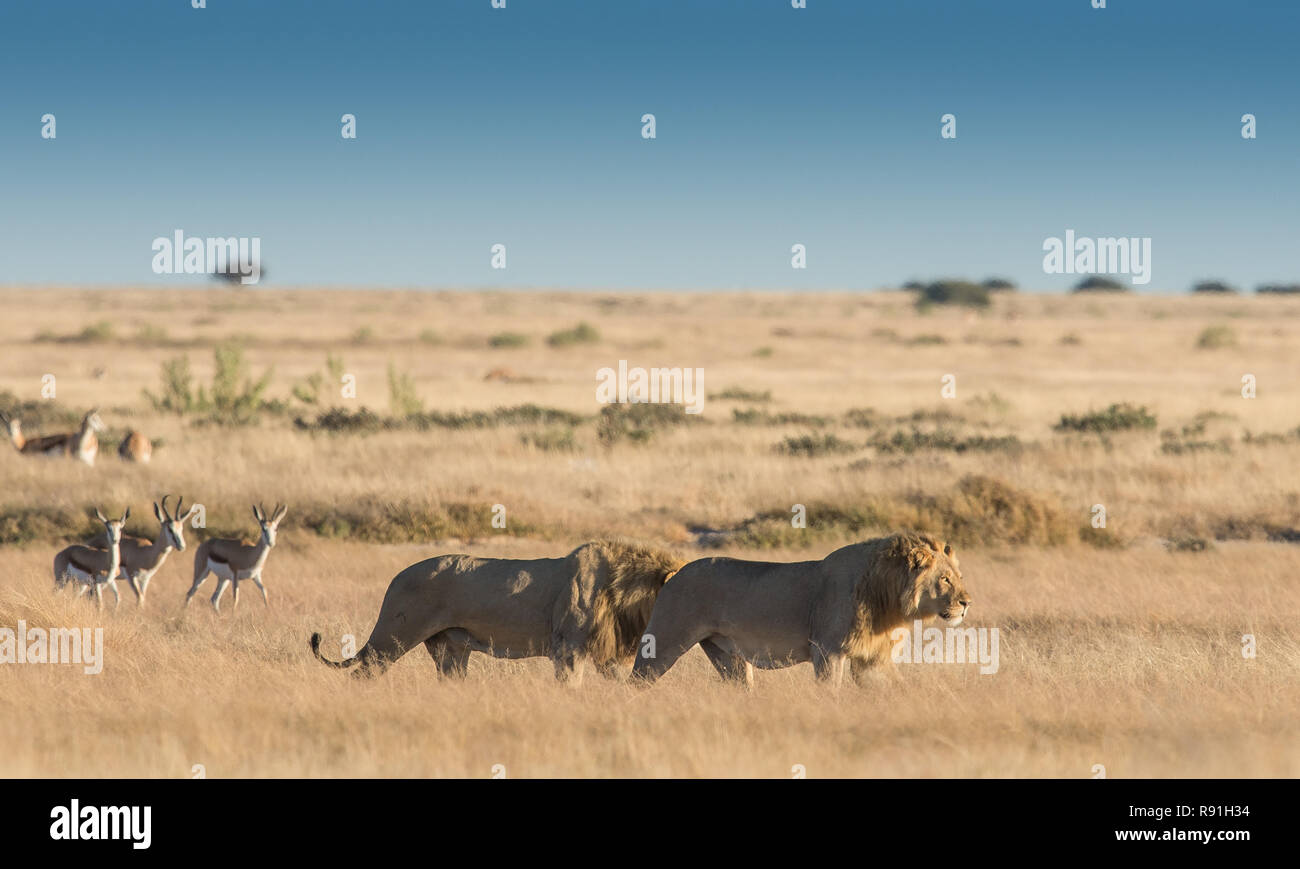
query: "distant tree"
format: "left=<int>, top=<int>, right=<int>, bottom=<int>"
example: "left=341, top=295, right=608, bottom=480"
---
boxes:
left=1257, top=283, right=1300, bottom=295
left=982, top=277, right=1017, bottom=291
left=212, top=265, right=265, bottom=285
left=1191, top=280, right=1238, bottom=294
left=901, top=280, right=926, bottom=291
left=1072, top=276, right=1129, bottom=293
left=920, top=279, right=990, bottom=308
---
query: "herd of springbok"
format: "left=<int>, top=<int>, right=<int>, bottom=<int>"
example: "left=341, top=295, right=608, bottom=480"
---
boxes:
left=2, top=405, right=285, bottom=612
left=52, top=496, right=289, bottom=612
left=0, top=408, right=152, bottom=464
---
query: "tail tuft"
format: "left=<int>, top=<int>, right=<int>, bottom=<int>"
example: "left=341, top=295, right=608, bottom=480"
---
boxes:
left=309, top=631, right=361, bottom=669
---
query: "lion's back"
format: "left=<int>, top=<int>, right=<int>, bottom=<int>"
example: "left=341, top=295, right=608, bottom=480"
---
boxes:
left=655, top=556, right=820, bottom=625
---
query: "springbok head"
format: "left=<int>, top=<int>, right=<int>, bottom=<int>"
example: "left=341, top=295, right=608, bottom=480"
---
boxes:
left=94, top=506, right=130, bottom=546
left=155, top=494, right=198, bottom=552
left=252, top=503, right=288, bottom=548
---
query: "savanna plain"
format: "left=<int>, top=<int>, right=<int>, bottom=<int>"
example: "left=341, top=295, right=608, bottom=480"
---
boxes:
left=0, top=287, right=1296, bottom=777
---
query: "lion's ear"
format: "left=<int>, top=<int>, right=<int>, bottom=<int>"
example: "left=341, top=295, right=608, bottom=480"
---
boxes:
left=908, top=547, right=935, bottom=571
left=943, top=542, right=952, bottom=556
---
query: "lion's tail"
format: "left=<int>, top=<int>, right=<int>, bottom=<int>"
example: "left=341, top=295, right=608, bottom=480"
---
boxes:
left=310, top=632, right=363, bottom=669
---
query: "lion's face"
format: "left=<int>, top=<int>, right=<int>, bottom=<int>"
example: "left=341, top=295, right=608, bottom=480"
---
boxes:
left=911, top=543, right=972, bottom=626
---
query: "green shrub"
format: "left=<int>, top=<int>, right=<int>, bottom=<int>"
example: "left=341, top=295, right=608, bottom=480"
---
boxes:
left=710, top=387, right=771, bottom=403
left=144, top=356, right=198, bottom=414
left=76, top=321, right=115, bottom=342
left=733, top=409, right=834, bottom=427
left=143, top=345, right=274, bottom=425
left=1196, top=325, right=1237, bottom=349
left=133, top=324, right=169, bottom=344
left=387, top=363, right=424, bottom=417
left=1159, top=428, right=1231, bottom=455
left=1166, top=536, right=1213, bottom=552
left=546, top=321, right=600, bottom=347
left=292, top=354, right=346, bottom=406
left=406, top=405, right=586, bottom=431
left=294, top=407, right=386, bottom=434
left=489, top=332, right=530, bottom=348
left=597, top=402, right=698, bottom=446
left=209, top=343, right=274, bottom=425
left=869, top=428, right=1023, bottom=455
left=1055, top=402, right=1157, bottom=433
left=520, top=427, right=577, bottom=451
left=842, top=407, right=881, bottom=428
left=776, top=433, right=858, bottom=457
left=295, top=404, right=587, bottom=435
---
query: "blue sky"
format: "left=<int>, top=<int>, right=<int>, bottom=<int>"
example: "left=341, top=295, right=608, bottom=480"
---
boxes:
left=1, top=0, right=1295, bottom=292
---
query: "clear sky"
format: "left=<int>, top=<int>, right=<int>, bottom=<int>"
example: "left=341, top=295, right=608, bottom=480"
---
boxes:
left=1, top=0, right=1295, bottom=292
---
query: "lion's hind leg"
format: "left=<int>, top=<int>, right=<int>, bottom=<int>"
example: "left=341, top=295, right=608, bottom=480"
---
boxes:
left=700, top=637, right=754, bottom=689
left=424, top=630, right=471, bottom=678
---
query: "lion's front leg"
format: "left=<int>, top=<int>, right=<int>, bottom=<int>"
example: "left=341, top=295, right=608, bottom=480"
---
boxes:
left=811, top=646, right=847, bottom=687
left=552, top=647, right=588, bottom=687
left=849, top=638, right=901, bottom=688
left=850, top=657, right=901, bottom=688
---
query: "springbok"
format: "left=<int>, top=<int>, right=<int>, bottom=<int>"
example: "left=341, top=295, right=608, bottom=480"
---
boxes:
left=118, top=430, right=152, bottom=463
left=185, top=503, right=286, bottom=613
left=88, top=495, right=196, bottom=606
left=54, top=507, right=129, bottom=609
left=2, top=409, right=105, bottom=465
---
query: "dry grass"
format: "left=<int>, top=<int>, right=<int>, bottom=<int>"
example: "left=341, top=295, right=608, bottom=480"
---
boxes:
left=1, top=287, right=1298, bottom=778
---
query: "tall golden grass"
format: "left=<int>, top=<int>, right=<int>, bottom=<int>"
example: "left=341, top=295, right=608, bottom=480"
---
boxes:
left=0, top=287, right=1297, bottom=777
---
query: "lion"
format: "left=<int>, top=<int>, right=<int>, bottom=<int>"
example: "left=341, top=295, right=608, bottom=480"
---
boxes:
left=629, top=531, right=970, bottom=688
left=310, top=539, right=683, bottom=683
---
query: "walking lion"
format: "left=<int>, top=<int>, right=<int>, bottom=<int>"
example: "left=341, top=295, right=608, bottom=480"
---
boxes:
left=629, top=531, right=971, bottom=687
left=311, top=539, right=683, bottom=683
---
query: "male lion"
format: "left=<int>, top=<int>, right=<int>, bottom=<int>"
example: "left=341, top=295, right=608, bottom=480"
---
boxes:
left=629, top=531, right=970, bottom=688
left=310, top=539, right=683, bottom=683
